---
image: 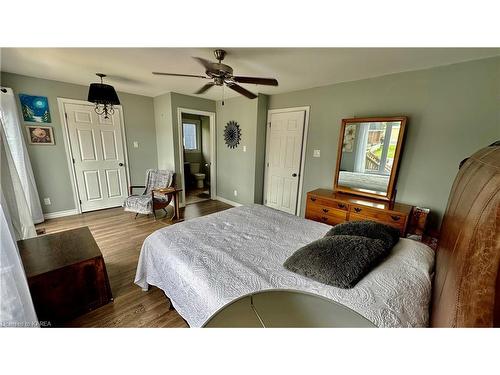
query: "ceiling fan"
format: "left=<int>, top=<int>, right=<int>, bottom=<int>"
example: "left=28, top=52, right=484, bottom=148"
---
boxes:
left=152, top=49, right=278, bottom=99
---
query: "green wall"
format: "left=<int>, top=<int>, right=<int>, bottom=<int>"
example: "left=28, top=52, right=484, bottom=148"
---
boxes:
left=1, top=72, right=158, bottom=214
left=154, top=92, right=215, bottom=202
left=216, top=94, right=268, bottom=205
left=268, top=57, right=500, bottom=229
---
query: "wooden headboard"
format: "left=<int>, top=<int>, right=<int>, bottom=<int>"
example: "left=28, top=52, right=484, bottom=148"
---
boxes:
left=430, top=144, right=500, bottom=327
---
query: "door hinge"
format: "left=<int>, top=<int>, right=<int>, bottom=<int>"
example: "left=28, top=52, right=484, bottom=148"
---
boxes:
left=72, top=158, right=75, bottom=164
left=64, top=112, right=68, bottom=120
left=266, top=162, right=269, bottom=167
left=268, top=122, right=271, bottom=128
left=79, top=199, right=82, bottom=204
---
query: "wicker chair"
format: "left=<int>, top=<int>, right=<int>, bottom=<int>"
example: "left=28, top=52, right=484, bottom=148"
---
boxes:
left=123, top=169, right=176, bottom=219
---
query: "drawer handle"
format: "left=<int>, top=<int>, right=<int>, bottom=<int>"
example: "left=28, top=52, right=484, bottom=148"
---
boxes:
left=337, top=203, right=346, bottom=209
left=321, top=216, right=328, bottom=222
left=322, top=208, right=329, bottom=213
left=390, top=215, right=401, bottom=221
left=310, top=197, right=317, bottom=202
left=354, top=207, right=362, bottom=213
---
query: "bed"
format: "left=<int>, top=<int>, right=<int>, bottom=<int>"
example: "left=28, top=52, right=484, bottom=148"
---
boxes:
left=135, top=204, right=434, bottom=327
left=135, top=144, right=500, bottom=327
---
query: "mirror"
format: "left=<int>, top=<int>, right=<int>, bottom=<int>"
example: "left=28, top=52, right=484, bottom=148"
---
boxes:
left=334, top=117, right=407, bottom=201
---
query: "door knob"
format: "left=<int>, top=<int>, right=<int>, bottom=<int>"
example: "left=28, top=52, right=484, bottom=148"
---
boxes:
left=119, top=162, right=124, bottom=167
left=292, top=173, right=297, bottom=177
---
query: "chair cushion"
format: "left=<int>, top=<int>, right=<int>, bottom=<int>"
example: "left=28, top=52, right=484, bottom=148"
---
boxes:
left=123, top=194, right=168, bottom=215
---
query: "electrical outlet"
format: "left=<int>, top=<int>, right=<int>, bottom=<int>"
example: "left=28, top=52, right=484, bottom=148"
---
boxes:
left=313, top=149, right=321, bottom=158
left=242, top=145, right=247, bottom=152
left=233, top=190, right=238, bottom=197
left=43, top=197, right=51, bottom=205
left=133, top=141, right=139, bottom=148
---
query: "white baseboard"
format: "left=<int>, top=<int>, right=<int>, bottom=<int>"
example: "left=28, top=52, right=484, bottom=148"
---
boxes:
left=43, top=209, right=79, bottom=220
left=215, top=196, right=243, bottom=207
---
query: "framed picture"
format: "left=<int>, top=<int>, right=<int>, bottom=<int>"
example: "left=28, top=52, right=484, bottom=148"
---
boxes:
left=26, top=126, right=55, bottom=145
left=342, top=124, right=356, bottom=152
left=19, top=94, right=51, bottom=123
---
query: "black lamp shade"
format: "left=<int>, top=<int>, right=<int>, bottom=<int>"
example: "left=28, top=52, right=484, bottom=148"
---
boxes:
left=88, top=83, right=120, bottom=105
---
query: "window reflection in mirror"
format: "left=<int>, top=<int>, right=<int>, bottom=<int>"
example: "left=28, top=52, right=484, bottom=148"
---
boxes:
left=339, top=121, right=402, bottom=196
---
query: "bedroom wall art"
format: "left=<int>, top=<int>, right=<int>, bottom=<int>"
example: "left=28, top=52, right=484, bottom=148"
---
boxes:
left=19, top=94, right=51, bottom=123
left=224, top=120, right=241, bottom=149
left=342, top=124, right=356, bottom=152
left=26, top=125, right=55, bottom=145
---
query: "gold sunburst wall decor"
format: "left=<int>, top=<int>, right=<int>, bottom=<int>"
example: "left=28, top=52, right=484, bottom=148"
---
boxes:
left=224, top=120, right=241, bottom=149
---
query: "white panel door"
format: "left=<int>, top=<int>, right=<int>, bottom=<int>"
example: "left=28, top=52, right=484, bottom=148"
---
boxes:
left=64, top=103, right=128, bottom=212
left=265, top=110, right=305, bottom=214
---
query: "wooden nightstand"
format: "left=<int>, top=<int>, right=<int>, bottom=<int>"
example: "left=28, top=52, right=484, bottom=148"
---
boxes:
left=18, top=227, right=112, bottom=326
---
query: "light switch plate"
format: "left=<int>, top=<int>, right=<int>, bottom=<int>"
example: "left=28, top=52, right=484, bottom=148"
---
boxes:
left=43, top=197, right=51, bottom=205
left=133, top=141, right=139, bottom=148
left=313, top=149, right=321, bottom=158
left=243, top=145, right=247, bottom=152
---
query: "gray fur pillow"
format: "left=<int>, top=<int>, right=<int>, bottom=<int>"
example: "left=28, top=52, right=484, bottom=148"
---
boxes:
left=324, top=220, right=400, bottom=248
left=283, top=235, right=390, bottom=288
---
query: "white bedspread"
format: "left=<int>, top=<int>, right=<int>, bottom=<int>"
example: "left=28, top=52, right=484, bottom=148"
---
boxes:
left=135, top=205, right=435, bottom=327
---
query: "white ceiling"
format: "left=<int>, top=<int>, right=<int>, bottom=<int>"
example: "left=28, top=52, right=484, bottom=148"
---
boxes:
left=1, top=48, right=498, bottom=100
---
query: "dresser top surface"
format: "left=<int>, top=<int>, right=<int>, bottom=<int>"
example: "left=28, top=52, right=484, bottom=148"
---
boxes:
left=18, top=226, right=102, bottom=278
left=307, top=189, right=412, bottom=214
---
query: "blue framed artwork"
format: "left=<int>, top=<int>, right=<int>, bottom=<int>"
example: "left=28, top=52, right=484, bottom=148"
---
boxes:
left=19, top=94, right=51, bottom=123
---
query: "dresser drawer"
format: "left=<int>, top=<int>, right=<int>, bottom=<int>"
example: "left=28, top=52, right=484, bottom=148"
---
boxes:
left=307, top=195, right=348, bottom=211
left=349, top=213, right=405, bottom=234
left=306, top=204, right=347, bottom=221
left=349, top=204, right=406, bottom=226
left=306, top=210, right=346, bottom=226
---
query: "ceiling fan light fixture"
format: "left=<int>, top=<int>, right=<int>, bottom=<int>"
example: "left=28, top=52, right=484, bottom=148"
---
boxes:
left=88, top=73, right=120, bottom=119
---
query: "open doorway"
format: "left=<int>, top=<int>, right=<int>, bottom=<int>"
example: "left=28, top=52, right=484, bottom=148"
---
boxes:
left=182, top=114, right=210, bottom=204
left=177, top=108, right=216, bottom=207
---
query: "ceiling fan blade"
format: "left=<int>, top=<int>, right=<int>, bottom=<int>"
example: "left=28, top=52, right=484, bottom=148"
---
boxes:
left=152, top=72, right=208, bottom=79
left=226, top=83, right=257, bottom=99
left=192, top=57, right=214, bottom=71
left=233, top=76, right=278, bottom=86
left=195, top=82, right=215, bottom=95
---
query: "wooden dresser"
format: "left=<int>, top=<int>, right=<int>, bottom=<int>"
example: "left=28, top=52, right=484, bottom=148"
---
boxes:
left=305, top=189, right=413, bottom=235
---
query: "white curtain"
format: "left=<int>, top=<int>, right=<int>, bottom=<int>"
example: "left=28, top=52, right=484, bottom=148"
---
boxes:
left=0, top=189, right=39, bottom=327
left=354, top=123, right=369, bottom=173
left=0, top=88, right=44, bottom=226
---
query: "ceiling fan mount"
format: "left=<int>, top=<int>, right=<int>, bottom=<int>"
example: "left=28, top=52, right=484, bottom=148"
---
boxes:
left=152, top=49, right=278, bottom=99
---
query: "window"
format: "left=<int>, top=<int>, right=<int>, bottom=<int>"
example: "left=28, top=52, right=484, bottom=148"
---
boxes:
left=183, top=122, right=199, bottom=151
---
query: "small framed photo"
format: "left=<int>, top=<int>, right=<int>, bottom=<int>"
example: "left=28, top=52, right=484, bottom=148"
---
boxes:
left=26, top=125, right=55, bottom=145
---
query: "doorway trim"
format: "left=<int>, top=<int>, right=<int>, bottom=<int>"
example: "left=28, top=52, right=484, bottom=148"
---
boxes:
left=263, top=106, right=310, bottom=216
left=176, top=107, right=217, bottom=206
left=57, top=97, right=130, bottom=214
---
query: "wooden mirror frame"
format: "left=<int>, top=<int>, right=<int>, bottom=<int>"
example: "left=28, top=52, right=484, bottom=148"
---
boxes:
left=333, top=116, right=407, bottom=202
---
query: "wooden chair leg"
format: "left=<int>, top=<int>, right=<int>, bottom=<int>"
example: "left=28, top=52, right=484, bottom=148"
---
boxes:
left=153, top=209, right=157, bottom=220
left=134, top=213, right=139, bottom=219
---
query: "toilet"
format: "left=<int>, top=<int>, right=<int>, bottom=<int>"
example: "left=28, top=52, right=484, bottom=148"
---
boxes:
left=189, top=162, right=205, bottom=189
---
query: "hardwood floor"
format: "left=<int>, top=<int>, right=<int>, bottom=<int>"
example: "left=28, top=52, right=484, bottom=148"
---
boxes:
left=35, top=200, right=233, bottom=328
